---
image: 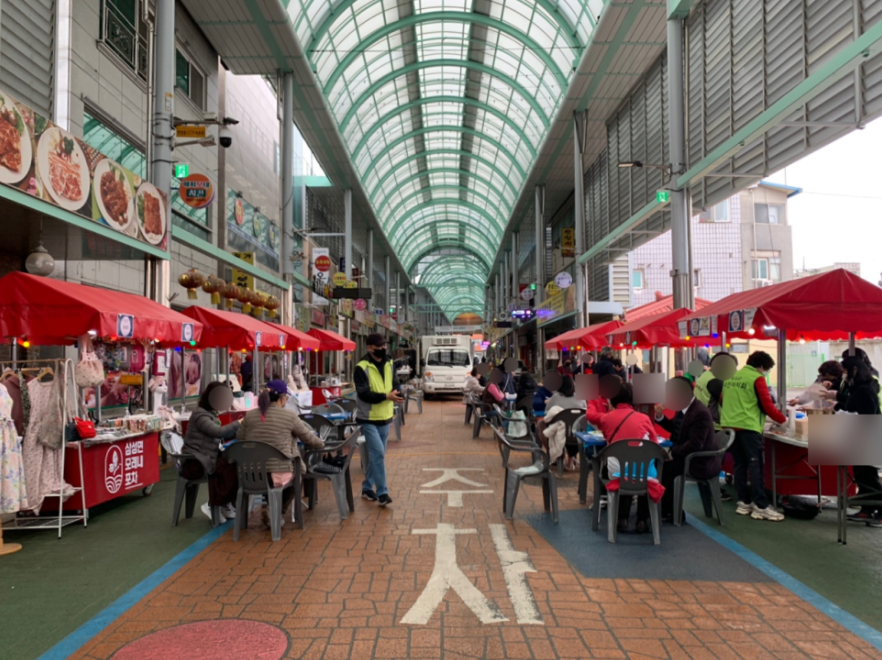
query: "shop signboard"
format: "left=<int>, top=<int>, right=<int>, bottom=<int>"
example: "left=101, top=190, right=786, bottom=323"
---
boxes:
left=0, top=88, right=170, bottom=250
left=311, top=307, right=326, bottom=327
left=338, top=298, right=353, bottom=318
left=232, top=251, right=255, bottom=291
left=311, top=247, right=330, bottom=306
left=536, top=287, right=576, bottom=327
left=227, top=190, right=280, bottom=271
left=178, top=172, right=214, bottom=209
left=354, top=299, right=367, bottom=311
left=561, top=227, right=575, bottom=257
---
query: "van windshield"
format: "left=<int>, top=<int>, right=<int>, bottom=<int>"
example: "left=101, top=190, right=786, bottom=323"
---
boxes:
left=427, top=349, right=471, bottom=367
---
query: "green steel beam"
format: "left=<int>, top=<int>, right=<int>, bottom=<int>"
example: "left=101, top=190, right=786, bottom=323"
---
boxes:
left=676, top=19, right=882, bottom=189
left=405, top=243, right=492, bottom=274
left=368, top=149, right=520, bottom=202
left=383, top=186, right=512, bottom=229
left=339, top=59, right=551, bottom=133
left=667, top=0, right=698, bottom=19
left=321, top=12, right=570, bottom=97
left=351, top=97, right=539, bottom=162
left=577, top=199, right=663, bottom=264
left=363, top=124, right=527, bottom=187
left=307, top=0, right=583, bottom=56
left=388, top=200, right=507, bottom=243
left=420, top=278, right=487, bottom=288
left=372, top=168, right=513, bottom=215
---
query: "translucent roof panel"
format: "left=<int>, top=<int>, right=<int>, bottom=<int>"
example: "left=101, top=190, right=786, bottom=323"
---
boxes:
left=288, top=0, right=600, bottom=315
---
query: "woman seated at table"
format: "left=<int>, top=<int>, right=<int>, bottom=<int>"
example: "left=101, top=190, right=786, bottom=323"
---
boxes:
left=588, top=379, right=659, bottom=534
left=237, top=380, right=325, bottom=528
left=182, top=381, right=241, bottom=522
left=463, top=368, right=485, bottom=397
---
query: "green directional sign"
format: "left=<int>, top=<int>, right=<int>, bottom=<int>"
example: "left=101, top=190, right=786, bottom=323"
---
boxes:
left=174, top=163, right=190, bottom=178
left=656, top=190, right=670, bottom=203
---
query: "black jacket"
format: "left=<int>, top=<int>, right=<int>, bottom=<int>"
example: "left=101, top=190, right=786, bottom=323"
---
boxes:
left=843, top=380, right=881, bottom=415
left=516, top=372, right=537, bottom=400
left=592, top=357, right=617, bottom=378
left=657, top=410, right=685, bottom=446
left=354, top=353, right=400, bottom=424
left=671, top=399, right=721, bottom=481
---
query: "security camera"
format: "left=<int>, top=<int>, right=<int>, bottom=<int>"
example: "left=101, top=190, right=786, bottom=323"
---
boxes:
left=219, top=126, right=232, bottom=148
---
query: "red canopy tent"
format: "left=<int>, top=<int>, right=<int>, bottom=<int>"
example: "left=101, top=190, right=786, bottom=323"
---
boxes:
left=625, top=294, right=712, bottom=322
left=679, top=269, right=882, bottom=341
left=307, top=328, right=356, bottom=352
left=0, top=271, right=203, bottom=346
left=608, top=308, right=710, bottom=349
left=181, top=306, right=286, bottom=351
left=262, top=321, right=321, bottom=351
left=544, top=320, right=625, bottom=352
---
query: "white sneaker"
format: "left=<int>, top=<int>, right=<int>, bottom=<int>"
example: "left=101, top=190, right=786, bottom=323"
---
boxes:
left=751, top=505, right=785, bottom=521
left=736, top=501, right=753, bottom=516
left=221, top=504, right=236, bottom=520
left=200, top=502, right=214, bottom=521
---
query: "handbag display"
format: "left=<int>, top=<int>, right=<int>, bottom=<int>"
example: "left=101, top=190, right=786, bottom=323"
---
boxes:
left=74, top=416, right=96, bottom=439
left=75, top=335, right=105, bottom=388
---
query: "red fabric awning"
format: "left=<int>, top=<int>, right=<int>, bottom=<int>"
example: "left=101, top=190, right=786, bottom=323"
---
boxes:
left=181, top=307, right=286, bottom=351
left=0, top=271, right=203, bottom=346
left=262, top=321, right=321, bottom=351
left=626, top=295, right=712, bottom=322
left=544, top=320, right=625, bottom=351
left=608, top=308, right=707, bottom=349
left=308, top=328, right=356, bottom=351
left=680, top=269, right=882, bottom=341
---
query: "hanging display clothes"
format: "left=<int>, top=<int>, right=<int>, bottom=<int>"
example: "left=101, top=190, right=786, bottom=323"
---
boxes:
left=21, top=374, right=74, bottom=512
left=0, top=382, right=27, bottom=513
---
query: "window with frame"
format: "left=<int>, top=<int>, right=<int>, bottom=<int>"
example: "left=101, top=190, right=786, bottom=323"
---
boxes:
left=698, top=200, right=730, bottom=223
left=176, top=49, right=206, bottom=109
left=632, top=269, right=645, bottom=289
left=100, top=0, right=149, bottom=80
left=752, top=250, right=781, bottom=282
left=755, top=203, right=784, bottom=224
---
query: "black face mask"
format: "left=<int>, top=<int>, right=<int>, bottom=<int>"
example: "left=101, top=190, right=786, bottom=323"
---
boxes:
left=371, top=348, right=387, bottom=361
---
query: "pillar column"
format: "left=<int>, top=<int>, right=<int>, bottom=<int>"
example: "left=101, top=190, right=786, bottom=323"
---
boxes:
left=573, top=110, right=589, bottom=327
left=344, top=189, right=353, bottom=279
left=535, top=186, right=545, bottom=370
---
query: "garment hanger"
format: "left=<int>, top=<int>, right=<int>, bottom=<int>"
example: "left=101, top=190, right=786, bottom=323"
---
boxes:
left=37, top=366, right=54, bottom=382
left=0, top=368, right=16, bottom=382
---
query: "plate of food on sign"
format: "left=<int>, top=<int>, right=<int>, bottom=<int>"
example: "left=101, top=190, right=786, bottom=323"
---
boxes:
left=136, top=181, right=167, bottom=245
left=0, top=92, right=32, bottom=185
left=93, top=158, right=134, bottom=233
left=38, top=126, right=90, bottom=210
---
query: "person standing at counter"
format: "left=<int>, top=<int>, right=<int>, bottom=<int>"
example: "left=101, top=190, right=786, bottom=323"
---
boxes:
left=182, top=382, right=241, bottom=522
left=721, top=351, right=786, bottom=522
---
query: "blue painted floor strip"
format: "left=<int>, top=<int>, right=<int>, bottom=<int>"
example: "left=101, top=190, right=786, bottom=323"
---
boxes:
left=686, top=512, right=882, bottom=653
left=37, top=520, right=232, bottom=660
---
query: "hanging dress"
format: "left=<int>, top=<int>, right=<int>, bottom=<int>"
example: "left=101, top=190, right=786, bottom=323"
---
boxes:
left=21, top=378, right=72, bottom=513
left=0, top=382, right=27, bottom=513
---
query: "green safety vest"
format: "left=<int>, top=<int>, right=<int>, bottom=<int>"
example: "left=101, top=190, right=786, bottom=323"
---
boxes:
left=357, top=358, right=394, bottom=421
left=694, top=370, right=714, bottom=406
left=720, top=365, right=767, bottom=433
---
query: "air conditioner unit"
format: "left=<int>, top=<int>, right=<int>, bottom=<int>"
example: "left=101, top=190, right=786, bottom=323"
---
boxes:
left=755, top=279, right=773, bottom=288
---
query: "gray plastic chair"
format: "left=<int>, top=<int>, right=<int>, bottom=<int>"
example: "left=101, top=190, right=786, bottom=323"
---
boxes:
left=493, top=426, right=558, bottom=523
left=224, top=441, right=298, bottom=541
left=308, top=402, right=345, bottom=417
left=598, top=440, right=667, bottom=545
left=673, top=429, right=735, bottom=526
left=392, top=405, right=402, bottom=441
left=405, top=386, right=423, bottom=414
left=544, top=408, right=587, bottom=476
left=161, top=431, right=223, bottom=527
left=464, top=394, right=478, bottom=425
left=301, top=422, right=360, bottom=521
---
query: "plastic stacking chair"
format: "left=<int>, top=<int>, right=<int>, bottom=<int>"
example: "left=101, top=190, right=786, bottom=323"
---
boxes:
left=301, top=425, right=361, bottom=521
left=543, top=408, right=587, bottom=476
left=492, top=426, right=558, bottom=523
left=224, top=441, right=298, bottom=542
left=328, top=398, right=357, bottom=415
left=405, top=387, right=423, bottom=414
left=673, top=429, right=735, bottom=527
left=308, top=402, right=345, bottom=417
left=598, top=440, right=667, bottom=545
left=392, top=405, right=402, bottom=441
left=161, top=430, right=224, bottom=527
left=465, top=393, right=480, bottom=426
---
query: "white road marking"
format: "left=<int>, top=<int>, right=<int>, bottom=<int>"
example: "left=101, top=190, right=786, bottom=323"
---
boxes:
left=489, top=524, right=544, bottom=625
left=420, top=467, right=488, bottom=489
left=419, top=490, right=494, bottom=507
left=400, top=523, right=508, bottom=625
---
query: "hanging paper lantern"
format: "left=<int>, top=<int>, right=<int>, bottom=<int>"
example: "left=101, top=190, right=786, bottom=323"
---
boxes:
left=222, top=282, right=240, bottom=310
left=251, top=291, right=266, bottom=317
left=236, top=287, right=254, bottom=313
left=178, top=268, right=205, bottom=300
left=202, top=275, right=224, bottom=305
left=264, top=295, right=280, bottom=318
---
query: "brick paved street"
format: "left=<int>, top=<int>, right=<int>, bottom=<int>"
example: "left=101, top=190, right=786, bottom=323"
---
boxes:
left=66, top=400, right=882, bottom=660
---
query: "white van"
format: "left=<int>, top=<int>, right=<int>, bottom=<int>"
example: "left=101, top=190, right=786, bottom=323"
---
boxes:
left=420, top=335, right=473, bottom=396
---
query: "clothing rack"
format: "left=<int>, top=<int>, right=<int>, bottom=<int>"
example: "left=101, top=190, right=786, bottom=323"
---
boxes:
left=1, top=358, right=88, bottom=538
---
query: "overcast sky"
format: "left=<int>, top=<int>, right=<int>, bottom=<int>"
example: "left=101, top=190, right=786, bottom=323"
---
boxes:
left=764, top=118, right=882, bottom=285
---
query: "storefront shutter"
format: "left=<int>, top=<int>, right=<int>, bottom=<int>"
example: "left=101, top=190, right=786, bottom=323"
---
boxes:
left=0, top=0, right=55, bottom=120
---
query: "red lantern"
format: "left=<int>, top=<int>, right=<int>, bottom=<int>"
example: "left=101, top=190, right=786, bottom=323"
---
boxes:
left=251, top=291, right=266, bottom=317
left=264, top=295, right=280, bottom=318
left=178, top=268, right=205, bottom=300
left=237, top=287, right=253, bottom=313
left=202, top=275, right=224, bottom=305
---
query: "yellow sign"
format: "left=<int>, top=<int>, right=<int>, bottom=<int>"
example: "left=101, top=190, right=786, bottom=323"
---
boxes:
left=232, top=251, right=254, bottom=291
left=546, top=280, right=561, bottom=297
left=562, top=227, right=575, bottom=257
left=344, top=280, right=358, bottom=289
left=332, top=272, right=348, bottom=287
left=176, top=125, right=207, bottom=139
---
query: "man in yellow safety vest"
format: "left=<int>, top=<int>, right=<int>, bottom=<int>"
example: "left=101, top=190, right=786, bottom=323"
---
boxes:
left=355, top=333, right=403, bottom=507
